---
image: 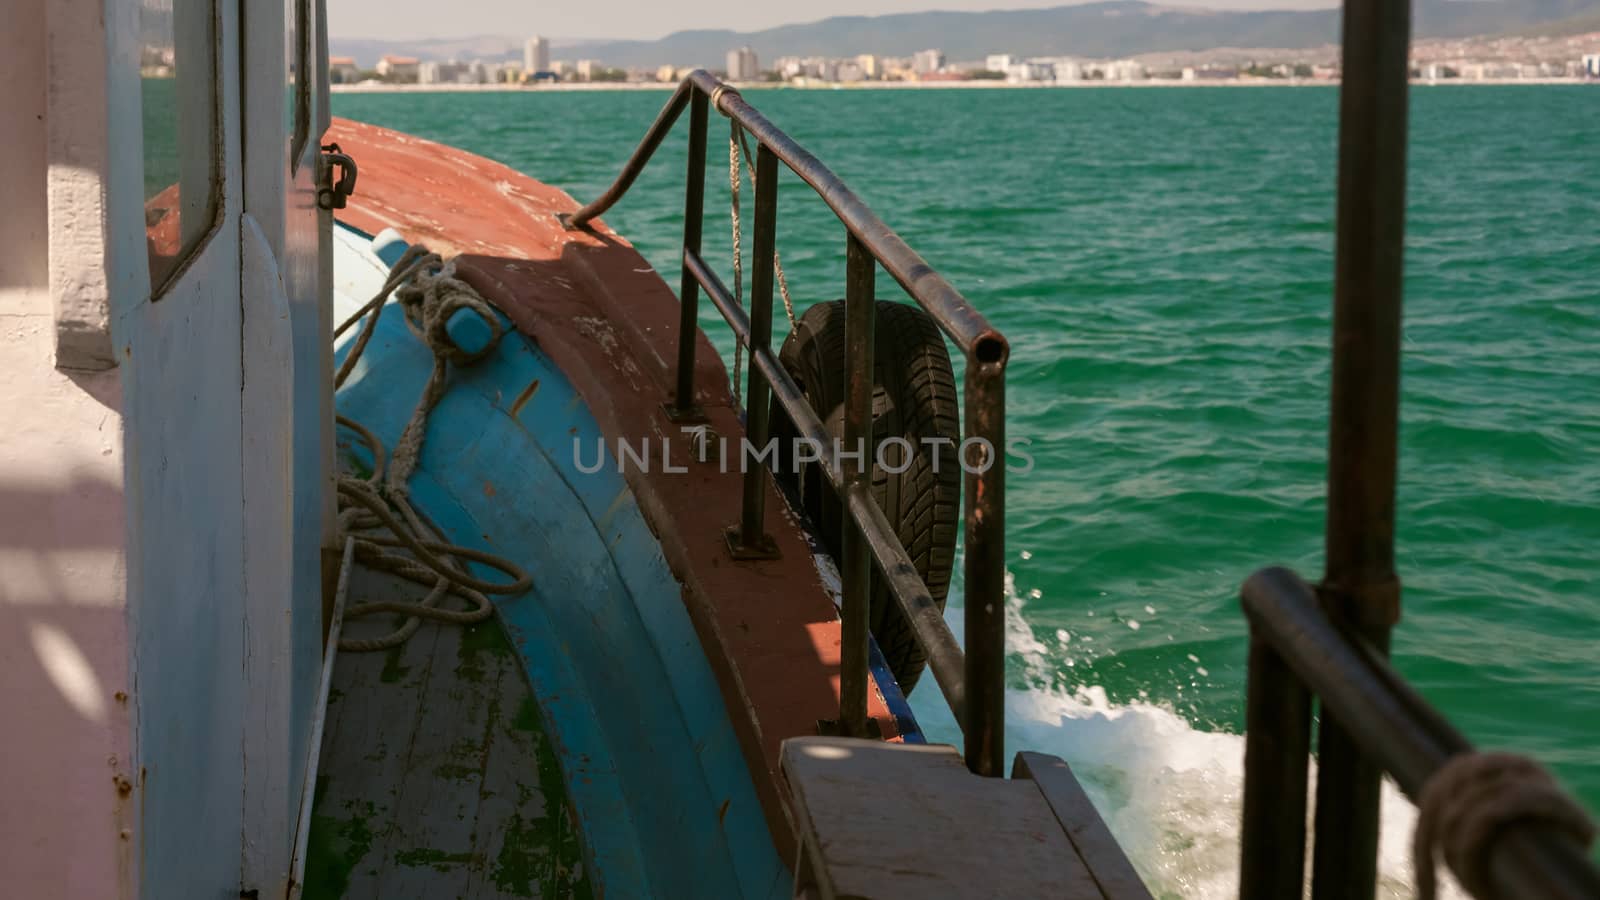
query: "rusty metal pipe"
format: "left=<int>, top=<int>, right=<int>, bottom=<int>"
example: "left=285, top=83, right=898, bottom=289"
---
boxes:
left=839, top=233, right=876, bottom=737
left=1238, top=635, right=1312, bottom=900
left=963, top=352, right=1007, bottom=777
left=730, top=145, right=780, bottom=556
left=1314, top=0, right=1413, bottom=894
left=672, top=91, right=709, bottom=419
left=567, top=81, right=692, bottom=230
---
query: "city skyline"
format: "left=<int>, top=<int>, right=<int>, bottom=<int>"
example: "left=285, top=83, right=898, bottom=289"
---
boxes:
left=328, top=0, right=1341, bottom=44
left=327, top=0, right=1600, bottom=77
left=331, top=35, right=1600, bottom=89
left=325, top=16, right=1600, bottom=89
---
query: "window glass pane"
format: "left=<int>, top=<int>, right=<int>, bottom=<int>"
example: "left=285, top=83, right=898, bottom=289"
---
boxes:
left=140, top=0, right=219, bottom=293
left=288, top=0, right=310, bottom=169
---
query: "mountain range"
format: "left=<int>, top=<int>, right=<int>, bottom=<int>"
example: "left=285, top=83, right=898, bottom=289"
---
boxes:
left=331, top=0, right=1600, bottom=68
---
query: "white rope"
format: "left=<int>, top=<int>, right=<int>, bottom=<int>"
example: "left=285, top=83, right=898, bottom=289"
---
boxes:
left=734, top=125, right=799, bottom=333
left=727, top=121, right=799, bottom=410
left=729, top=122, right=744, bottom=408
left=333, top=246, right=530, bottom=651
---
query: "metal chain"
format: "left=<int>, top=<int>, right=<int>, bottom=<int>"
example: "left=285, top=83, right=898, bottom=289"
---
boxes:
left=727, top=121, right=799, bottom=411
left=734, top=126, right=799, bottom=331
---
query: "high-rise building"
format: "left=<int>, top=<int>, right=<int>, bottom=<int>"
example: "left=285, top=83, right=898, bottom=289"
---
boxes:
left=856, top=54, right=880, bottom=79
left=913, top=49, right=945, bottom=75
left=726, top=46, right=759, bottom=81
left=524, top=35, right=550, bottom=74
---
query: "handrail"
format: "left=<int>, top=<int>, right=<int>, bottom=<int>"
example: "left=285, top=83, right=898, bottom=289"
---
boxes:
left=684, top=250, right=970, bottom=724
left=1238, top=0, right=1600, bottom=895
left=570, top=71, right=1009, bottom=363
left=568, top=71, right=1007, bottom=775
left=1239, top=569, right=1600, bottom=899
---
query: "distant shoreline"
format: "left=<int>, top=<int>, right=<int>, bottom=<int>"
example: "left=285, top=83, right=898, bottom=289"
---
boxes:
left=332, top=77, right=1591, bottom=94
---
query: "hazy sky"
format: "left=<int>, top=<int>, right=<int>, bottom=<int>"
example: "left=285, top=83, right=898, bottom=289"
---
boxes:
left=328, top=0, right=1338, bottom=43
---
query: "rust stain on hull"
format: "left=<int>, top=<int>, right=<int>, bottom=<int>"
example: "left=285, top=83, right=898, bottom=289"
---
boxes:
left=509, top=377, right=540, bottom=418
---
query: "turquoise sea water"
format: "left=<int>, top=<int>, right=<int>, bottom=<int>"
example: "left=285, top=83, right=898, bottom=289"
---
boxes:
left=334, top=85, right=1600, bottom=896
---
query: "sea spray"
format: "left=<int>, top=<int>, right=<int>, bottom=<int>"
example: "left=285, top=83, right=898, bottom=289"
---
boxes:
left=909, top=568, right=1464, bottom=900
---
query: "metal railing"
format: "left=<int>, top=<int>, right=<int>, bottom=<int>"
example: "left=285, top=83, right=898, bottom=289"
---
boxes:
left=567, top=70, right=1010, bottom=776
left=1238, top=0, right=1600, bottom=897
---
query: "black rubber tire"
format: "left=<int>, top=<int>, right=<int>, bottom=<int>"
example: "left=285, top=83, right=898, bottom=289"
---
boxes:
left=770, top=299, right=960, bottom=694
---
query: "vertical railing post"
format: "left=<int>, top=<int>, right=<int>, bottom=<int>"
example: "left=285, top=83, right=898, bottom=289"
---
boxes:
left=727, top=142, right=780, bottom=559
left=1313, top=0, right=1411, bottom=897
left=670, top=89, right=709, bottom=422
left=1239, top=634, right=1313, bottom=900
left=839, top=232, right=876, bottom=737
left=964, top=339, right=1007, bottom=776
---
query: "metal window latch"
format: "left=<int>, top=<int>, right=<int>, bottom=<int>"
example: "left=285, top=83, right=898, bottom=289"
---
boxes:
left=317, top=143, right=358, bottom=210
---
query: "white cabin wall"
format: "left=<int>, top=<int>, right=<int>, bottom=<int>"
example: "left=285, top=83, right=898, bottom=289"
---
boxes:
left=5, top=0, right=330, bottom=892
left=237, top=0, right=334, bottom=890
left=0, top=0, right=134, bottom=898
left=88, top=0, right=257, bottom=894
left=114, top=0, right=252, bottom=889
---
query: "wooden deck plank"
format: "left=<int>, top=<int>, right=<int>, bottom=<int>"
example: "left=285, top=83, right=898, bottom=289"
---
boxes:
left=304, top=567, right=430, bottom=899
left=302, top=563, right=591, bottom=899
left=370, top=615, right=485, bottom=895
left=1013, top=752, right=1153, bottom=900
left=463, top=668, right=591, bottom=898
left=782, top=738, right=1106, bottom=899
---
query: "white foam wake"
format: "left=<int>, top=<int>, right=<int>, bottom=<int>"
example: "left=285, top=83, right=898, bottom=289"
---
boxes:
left=908, top=570, right=1463, bottom=900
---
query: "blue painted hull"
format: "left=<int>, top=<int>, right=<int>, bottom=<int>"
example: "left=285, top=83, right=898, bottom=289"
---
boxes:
left=332, top=223, right=924, bottom=897
left=335, top=241, right=786, bottom=898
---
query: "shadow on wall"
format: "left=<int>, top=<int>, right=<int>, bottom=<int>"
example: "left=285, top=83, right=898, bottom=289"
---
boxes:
left=0, top=467, right=133, bottom=895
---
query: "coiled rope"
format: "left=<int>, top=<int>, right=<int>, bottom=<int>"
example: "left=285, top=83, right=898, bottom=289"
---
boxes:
left=332, top=245, right=531, bottom=651
left=727, top=117, right=798, bottom=409
left=1412, top=751, right=1595, bottom=900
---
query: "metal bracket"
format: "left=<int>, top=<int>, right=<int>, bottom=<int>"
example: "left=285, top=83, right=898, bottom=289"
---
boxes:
left=661, top=400, right=707, bottom=425
left=317, top=143, right=358, bottom=210
left=724, top=525, right=780, bottom=561
left=557, top=211, right=600, bottom=232
left=816, top=718, right=883, bottom=739
left=683, top=423, right=723, bottom=464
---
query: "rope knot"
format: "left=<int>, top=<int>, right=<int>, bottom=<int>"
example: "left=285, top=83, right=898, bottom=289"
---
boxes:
left=395, top=257, right=504, bottom=365
left=709, top=84, right=742, bottom=115
left=1413, top=751, right=1595, bottom=900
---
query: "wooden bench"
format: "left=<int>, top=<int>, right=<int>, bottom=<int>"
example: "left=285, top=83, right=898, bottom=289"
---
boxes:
left=781, top=738, right=1152, bottom=899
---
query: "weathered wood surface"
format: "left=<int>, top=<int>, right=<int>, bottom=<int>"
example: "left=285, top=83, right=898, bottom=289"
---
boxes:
left=782, top=737, right=1114, bottom=899
left=1013, top=752, right=1153, bottom=900
left=240, top=212, right=299, bottom=893
left=302, top=564, right=589, bottom=900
